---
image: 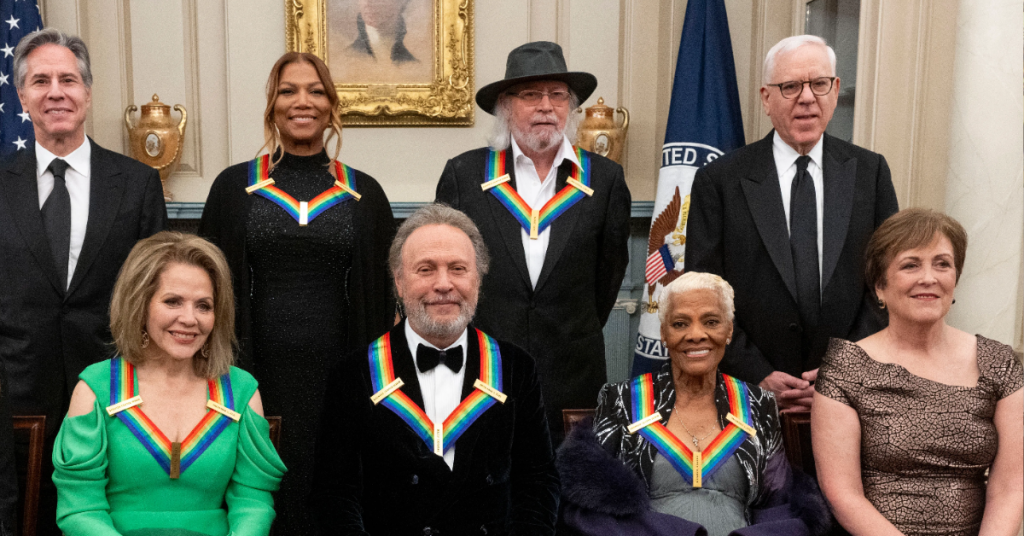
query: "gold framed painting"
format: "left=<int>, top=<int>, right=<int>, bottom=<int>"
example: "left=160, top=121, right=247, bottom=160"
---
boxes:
left=285, top=0, right=474, bottom=126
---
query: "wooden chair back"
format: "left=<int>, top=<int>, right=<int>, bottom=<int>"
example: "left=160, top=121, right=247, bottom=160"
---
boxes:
left=13, top=415, right=45, bottom=536
left=782, top=412, right=815, bottom=477
left=265, top=416, right=281, bottom=450
left=561, top=409, right=595, bottom=437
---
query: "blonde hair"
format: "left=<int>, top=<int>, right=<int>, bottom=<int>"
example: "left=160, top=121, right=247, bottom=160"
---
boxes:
left=259, top=52, right=344, bottom=173
left=109, top=232, right=236, bottom=378
left=658, top=272, right=736, bottom=324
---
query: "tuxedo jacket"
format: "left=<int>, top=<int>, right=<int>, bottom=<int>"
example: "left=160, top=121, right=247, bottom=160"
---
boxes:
left=311, top=322, right=559, bottom=536
left=685, top=132, right=898, bottom=384
left=0, top=139, right=167, bottom=437
left=435, top=147, right=631, bottom=439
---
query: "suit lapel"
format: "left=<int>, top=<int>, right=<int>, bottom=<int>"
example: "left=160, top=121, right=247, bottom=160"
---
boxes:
left=821, top=137, right=855, bottom=293
left=739, top=136, right=799, bottom=301
left=2, top=149, right=66, bottom=294
left=68, top=139, right=126, bottom=296
left=534, top=161, right=581, bottom=293
left=389, top=324, right=426, bottom=411
left=482, top=148, right=532, bottom=288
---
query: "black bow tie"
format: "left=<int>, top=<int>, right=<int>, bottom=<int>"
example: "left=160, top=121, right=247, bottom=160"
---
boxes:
left=416, top=344, right=464, bottom=374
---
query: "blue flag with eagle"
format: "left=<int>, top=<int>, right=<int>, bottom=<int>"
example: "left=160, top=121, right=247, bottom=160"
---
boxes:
left=0, top=0, right=42, bottom=159
left=632, top=0, right=745, bottom=375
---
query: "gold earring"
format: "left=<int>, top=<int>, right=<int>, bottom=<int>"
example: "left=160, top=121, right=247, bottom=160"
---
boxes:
left=141, top=331, right=150, bottom=348
left=201, top=343, right=209, bottom=359
left=877, top=299, right=886, bottom=309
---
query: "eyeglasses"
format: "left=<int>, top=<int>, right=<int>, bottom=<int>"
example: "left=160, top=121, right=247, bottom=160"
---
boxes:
left=507, top=90, right=572, bottom=105
left=767, top=77, right=836, bottom=99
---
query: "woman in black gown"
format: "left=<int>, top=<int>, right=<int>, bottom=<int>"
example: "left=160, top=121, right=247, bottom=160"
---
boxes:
left=199, top=52, right=396, bottom=534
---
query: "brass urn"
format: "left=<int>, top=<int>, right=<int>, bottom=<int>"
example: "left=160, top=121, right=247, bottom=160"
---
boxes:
left=125, top=95, right=187, bottom=201
left=576, top=97, right=629, bottom=164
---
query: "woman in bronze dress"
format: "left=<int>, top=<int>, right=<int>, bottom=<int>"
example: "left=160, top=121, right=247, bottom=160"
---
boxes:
left=813, top=208, right=1023, bottom=535
left=199, top=53, right=395, bottom=533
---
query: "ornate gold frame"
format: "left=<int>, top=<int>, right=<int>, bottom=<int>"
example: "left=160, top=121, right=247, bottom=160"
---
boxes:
left=285, top=0, right=474, bottom=126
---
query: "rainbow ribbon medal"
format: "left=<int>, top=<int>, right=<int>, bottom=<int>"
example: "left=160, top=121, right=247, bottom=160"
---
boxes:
left=245, top=154, right=361, bottom=226
left=368, top=330, right=506, bottom=456
left=480, top=148, right=593, bottom=239
left=628, top=373, right=756, bottom=488
left=106, top=357, right=238, bottom=479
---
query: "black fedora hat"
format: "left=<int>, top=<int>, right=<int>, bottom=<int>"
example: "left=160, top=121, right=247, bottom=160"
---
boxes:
left=476, top=41, right=597, bottom=115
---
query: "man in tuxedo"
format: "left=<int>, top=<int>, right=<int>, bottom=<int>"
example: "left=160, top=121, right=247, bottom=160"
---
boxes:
left=686, top=35, right=898, bottom=413
left=0, top=29, right=166, bottom=534
left=436, top=41, right=631, bottom=442
left=312, top=204, right=559, bottom=536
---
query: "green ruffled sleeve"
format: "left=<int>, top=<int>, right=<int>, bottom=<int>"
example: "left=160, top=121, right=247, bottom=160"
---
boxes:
left=52, top=401, right=122, bottom=536
left=225, top=407, right=286, bottom=536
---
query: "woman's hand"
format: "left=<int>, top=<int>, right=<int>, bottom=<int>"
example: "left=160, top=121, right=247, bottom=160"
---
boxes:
left=978, top=388, right=1023, bottom=536
left=812, top=392, right=904, bottom=535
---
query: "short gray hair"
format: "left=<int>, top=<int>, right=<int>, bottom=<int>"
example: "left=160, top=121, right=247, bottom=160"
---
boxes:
left=14, top=28, right=93, bottom=89
left=389, top=203, right=490, bottom=277
left=762, top=35, right=836, bottom=85
left=487, top=89, right=581, bottom=151
left=658, top=272, right=735, bottom=325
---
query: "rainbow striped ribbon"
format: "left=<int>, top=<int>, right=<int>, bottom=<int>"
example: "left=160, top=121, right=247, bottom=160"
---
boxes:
left=247, top=154, right=359, bottom=226
left=629, top=373, right=755, bottom=488
left=108, top=357, right=236, bottom=479
left=368, top=329, right=504, bottom=455
left=482, top=148, right=592, bottom=239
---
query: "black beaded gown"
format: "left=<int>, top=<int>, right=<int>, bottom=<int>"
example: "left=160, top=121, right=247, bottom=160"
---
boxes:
left=247, top=151, right=355, bottom=535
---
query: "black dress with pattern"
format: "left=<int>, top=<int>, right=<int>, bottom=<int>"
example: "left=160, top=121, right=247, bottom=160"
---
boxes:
left=200, top=150, right=397, bottom=535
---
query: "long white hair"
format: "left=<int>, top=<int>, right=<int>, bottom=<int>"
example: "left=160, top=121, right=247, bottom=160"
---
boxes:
left=486, top=91, right=582, bottom=151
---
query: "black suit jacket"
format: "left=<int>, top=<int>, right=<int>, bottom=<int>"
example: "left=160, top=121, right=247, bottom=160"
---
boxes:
left=311, top=322, right=559, bottom=536
left=435, top=147, right=631, bottom=440
left=0, top=139, right=167, bottom=437
left=0, top=363, right=17, bottom=535
left=686, top=132, right=898, bottom=383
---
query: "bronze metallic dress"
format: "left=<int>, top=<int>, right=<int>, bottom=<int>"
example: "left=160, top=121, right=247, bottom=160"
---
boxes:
left=816, top=336, right=1023, bottom=536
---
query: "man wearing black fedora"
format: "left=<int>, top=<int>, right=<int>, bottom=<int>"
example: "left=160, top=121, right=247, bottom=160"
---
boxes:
left=436, top=41, right=631, bottom=443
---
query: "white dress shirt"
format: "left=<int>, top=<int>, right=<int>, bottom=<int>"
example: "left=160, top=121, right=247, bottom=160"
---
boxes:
left=773, top=132, right=824, bottom=281
left=405, top=321, right=468, bottom=470
left=511, top=135, right=581, bottom=288
left=35, top=139, right=92, bottom=289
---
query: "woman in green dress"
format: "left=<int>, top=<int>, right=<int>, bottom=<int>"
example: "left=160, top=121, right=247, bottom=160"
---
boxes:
left=52, top=232, right=286, bottom=536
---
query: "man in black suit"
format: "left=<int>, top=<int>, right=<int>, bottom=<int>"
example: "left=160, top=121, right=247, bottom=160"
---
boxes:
left=436, top=41, right=631, bottom=442
left=0, top=29, right=166, bottom=535
left=312, top=204, right=558, bottom=535
left=686, top=35, right=898, bottom=413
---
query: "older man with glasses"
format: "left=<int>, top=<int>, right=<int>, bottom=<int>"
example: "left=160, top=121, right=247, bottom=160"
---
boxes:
left=685, top=35, right=898, bottom=414
left=435, top=41, right=631, bottom=443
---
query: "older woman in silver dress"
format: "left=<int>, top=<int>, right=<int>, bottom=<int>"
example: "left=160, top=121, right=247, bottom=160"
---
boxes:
left=558, top=272, right=828, bottom=536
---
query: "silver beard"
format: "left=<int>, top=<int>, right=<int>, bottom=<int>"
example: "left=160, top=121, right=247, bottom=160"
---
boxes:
left=404, top=291, right=476, bottom=342
left=510, top=114, right=564, bottom=155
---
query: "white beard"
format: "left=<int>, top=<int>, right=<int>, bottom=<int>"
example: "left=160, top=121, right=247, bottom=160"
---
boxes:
left=511, top=115, right=564, bottom=155
left=404, top=291, right=476, bottom=342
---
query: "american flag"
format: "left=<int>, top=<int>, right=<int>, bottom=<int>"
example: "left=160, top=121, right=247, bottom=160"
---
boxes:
left=644, top=244, right=674, bottom=286
left=0, top=0, right=42, bottom=159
